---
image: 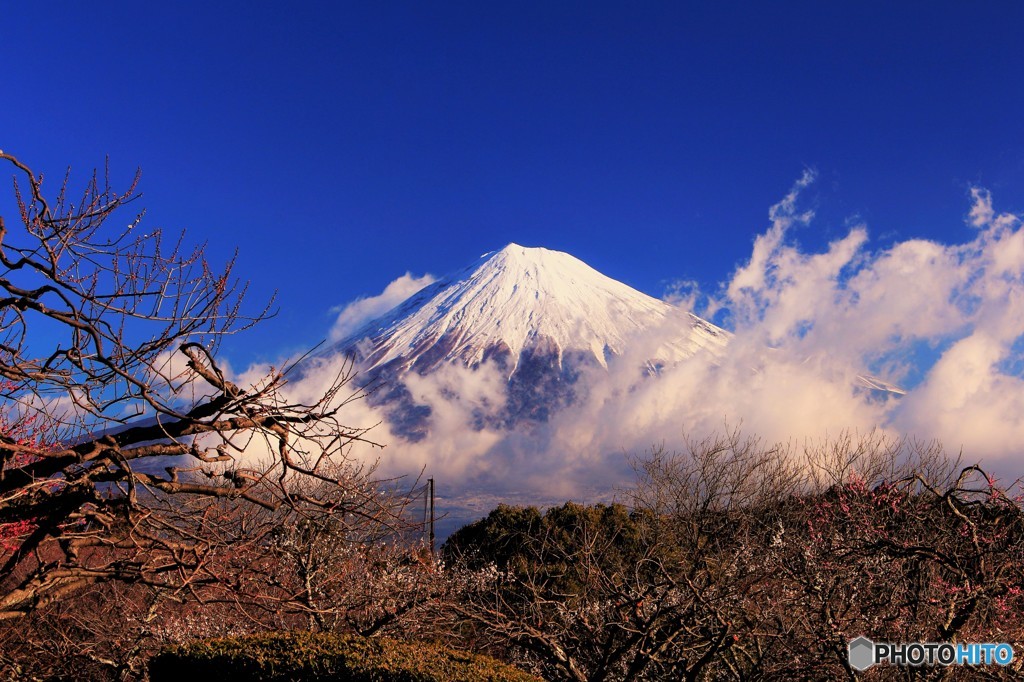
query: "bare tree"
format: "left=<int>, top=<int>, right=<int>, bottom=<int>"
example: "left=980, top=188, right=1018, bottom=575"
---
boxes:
left=0, top=151, right=394, bottom=625
left=438, top=432, right=1024, bottom=681
left=436, top=432, right=799, bottom=682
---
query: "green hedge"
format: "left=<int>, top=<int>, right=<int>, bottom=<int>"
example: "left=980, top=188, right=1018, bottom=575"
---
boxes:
left=149, top=631, right=541, bottom=682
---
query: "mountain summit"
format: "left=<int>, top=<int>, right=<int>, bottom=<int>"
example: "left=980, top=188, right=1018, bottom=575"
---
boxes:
left=329, top=244, right=727, bottom=435
left=335, top=243, right=726, bottom=377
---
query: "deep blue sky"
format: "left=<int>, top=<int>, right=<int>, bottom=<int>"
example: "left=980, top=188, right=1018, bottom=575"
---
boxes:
left=4, top=2, right=1024, bottom=365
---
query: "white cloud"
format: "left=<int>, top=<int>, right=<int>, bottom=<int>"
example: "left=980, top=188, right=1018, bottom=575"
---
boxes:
left=328, top=272, right=436, bottom=342
left=245, top=176, right=1024, bottom=503
left=894, top=333, right=1024, bottom=460
left=727, top=168, right=817, bottom=301
left=969, top=187, right=994, bottom=228
left=585, top=179, right=1023, bottom=480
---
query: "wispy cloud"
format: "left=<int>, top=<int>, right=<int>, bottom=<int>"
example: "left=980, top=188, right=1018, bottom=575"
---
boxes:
left=328, top=272, right=436, bottom=342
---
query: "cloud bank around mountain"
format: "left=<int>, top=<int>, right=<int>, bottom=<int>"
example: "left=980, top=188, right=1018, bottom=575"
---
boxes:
left=242, top=175, right=1024, bottom=501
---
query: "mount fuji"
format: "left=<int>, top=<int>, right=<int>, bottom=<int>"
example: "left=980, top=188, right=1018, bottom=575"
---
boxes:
left=326, top=244, right=729, bottom=438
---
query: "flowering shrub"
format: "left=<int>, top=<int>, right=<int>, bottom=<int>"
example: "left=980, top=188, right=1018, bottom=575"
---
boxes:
left=0, top=151, right=425, bottom=679
left=0, top=397, right=52, bottom=556
left=436, top=434, right=1024, bottom=681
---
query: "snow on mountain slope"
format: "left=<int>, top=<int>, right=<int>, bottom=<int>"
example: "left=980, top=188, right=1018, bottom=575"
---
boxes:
left=333, top=243, right=728, bottom=376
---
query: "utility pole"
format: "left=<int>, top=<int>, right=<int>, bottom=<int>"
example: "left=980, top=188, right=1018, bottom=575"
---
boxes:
left=428, top=477, right=435, bottom=554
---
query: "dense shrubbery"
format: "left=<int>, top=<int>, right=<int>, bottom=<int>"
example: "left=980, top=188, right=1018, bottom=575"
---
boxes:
left=149, top=631, right=541, bottom=682
left=443, top=502, right=654, bottom=591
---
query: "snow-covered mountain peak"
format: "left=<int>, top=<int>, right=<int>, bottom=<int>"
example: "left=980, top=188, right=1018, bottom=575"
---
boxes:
left=335, top=244, right=727, bottom=376
left=318, top=246, right=899, bottom=438
left=478, top=242, right=574, bottom=268
left=471, top=243, right=609, bottom=291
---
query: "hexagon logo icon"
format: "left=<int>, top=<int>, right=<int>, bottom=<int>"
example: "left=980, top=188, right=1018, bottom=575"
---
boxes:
left=848, top=636, right=876, bottom=671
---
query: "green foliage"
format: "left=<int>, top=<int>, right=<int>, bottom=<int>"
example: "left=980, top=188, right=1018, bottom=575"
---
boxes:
left=149, top=631, right=542, bottom=682
left=442, top=501, right=659, bottom=600
left=441, top=503, right=543, bottom=571
left=443, top=502, right=651, bottom=568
